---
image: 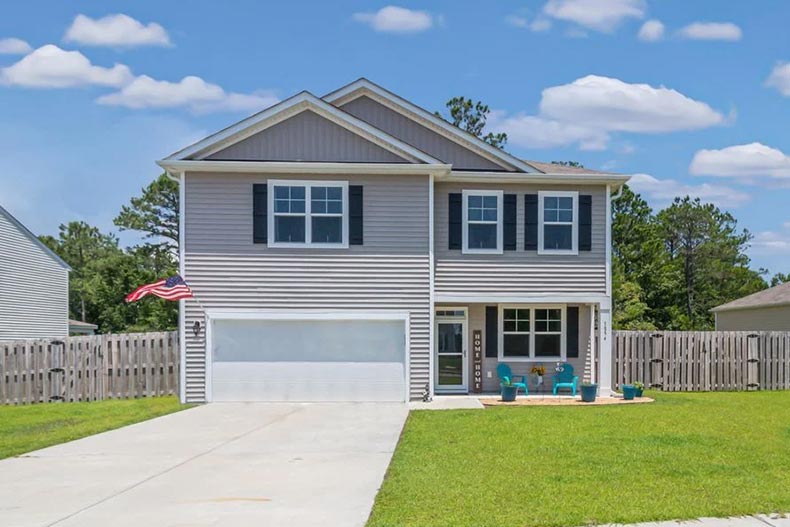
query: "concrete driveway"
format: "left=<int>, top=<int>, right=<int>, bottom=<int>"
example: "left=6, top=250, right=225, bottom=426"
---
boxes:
left=0, top=402, right=408, bottom=527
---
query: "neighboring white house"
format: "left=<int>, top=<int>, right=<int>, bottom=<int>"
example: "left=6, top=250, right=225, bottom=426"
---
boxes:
left=712, top=282, right=790, bottom=331
left=0, top=204, right=70, bottom=340
left=69, top=319, right=98, bottom=335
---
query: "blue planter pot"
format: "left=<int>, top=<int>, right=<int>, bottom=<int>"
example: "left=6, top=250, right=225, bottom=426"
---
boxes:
left=622, top=384, right=637, bottom=400
left=581, top=384, right=598, bottom=403
left=501, top=385, right=518, bottom=402
left=635, top=387, right=644, bottom=397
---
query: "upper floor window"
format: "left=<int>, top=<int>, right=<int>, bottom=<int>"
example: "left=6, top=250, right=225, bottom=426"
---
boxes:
left=538, top=191, right=578, bottom=255
left=462, top=190, right=502, bottom=254
left=268, top=180, right=348, bottom=248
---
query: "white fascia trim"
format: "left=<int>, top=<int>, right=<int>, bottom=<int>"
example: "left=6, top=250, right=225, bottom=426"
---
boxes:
left=163, top=91, right=443, bottom=165
left=157, top=160, right=452, bottom=176
left=440, top=171, right=632, bottom=186
left=435, top=293, right=611, bottom=305
left=323, top=79, right=540, bottom=174
left=204, top=309, right=411, bottom=321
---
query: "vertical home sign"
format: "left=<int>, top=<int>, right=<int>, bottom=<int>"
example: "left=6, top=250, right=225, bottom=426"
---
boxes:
left=472, top=329, right=483, bottom=392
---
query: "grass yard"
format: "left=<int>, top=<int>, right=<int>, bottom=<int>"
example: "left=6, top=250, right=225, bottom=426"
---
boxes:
left=0, top=396, right=189, bottom=459
left=368, top=392, right=790, bottom=527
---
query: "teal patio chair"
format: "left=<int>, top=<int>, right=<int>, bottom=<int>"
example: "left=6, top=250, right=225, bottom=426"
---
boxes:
left=552, top=362, right=579, bottom=396
left=496, top=364, right=528, bottom=396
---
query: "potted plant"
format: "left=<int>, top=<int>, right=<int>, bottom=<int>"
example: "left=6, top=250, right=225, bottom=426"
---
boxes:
left=501, top=379, right=518, bottom=402
left=633, top=381, right=645, bottom=397
left=622, top=384, right=637, bottom=400
left=581, top=382, right=597, bottom=403
left=530, top=365, right=546, bottom=388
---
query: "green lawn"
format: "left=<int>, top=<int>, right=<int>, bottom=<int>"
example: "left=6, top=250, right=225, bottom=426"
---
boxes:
left=0, top=396, right=189, bottom=459
left=368, top=392, right=790, bottom=527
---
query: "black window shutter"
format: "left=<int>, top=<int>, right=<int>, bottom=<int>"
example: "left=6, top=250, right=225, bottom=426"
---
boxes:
left=253, top=183, right=267, bottom=243
left=524, top=194, right=538, bottom=250
left=485, top=306, right=498, bottom=358
left=566, top=306, right=579, bottom=358
left=579, top=195, right=592, bottom=252
left=503, top=194, right=517, bottom=251
left=448, top=193, right=462, bottom=250
left=349, top=185, right=364, bottom=245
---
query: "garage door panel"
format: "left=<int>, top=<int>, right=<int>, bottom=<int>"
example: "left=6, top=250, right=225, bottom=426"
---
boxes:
left=210, top=318, right=407, bottom=402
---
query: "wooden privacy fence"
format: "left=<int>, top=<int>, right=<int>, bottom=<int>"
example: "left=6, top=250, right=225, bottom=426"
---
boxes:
left=0, top=331, right=179, bottom=405
left=614, top=330, right=790, bottom=392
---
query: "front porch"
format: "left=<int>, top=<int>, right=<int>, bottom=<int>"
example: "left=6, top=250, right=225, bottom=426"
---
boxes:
left=432, top=299, right=613, bottom=399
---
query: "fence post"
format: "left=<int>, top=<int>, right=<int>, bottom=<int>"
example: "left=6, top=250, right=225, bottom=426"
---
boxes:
left=650, top=333, right=664, bottom=390
left=747, top=334, right=760, bottom=391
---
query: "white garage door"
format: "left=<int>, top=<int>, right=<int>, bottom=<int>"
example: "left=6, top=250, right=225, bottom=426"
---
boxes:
left=210, top=317, right=407, bottom=402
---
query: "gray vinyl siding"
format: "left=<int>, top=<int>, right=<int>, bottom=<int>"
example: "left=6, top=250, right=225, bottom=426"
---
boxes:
left=434, top=183, right=607, bottom=295
left=0, top=211, right=68, bottom=340
left=715, top=306, right=790, bottom=331
left=439, top=303, right=594, bottom=393
left=182, top=172, right=430, bottom=402
left=339, top=96, right=507, bottom=171
left=205, top=110, right=408, bottom=163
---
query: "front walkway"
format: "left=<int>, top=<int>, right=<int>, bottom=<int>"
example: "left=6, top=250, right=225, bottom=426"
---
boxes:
left=0, top=402, right=408, bottom=527
left=593, top=515, right=790, bottom=527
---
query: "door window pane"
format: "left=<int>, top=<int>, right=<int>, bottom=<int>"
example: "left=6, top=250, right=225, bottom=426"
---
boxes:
left=438, top=355, right=463, bottom=386
left=438, top=323, right=463, bottom=353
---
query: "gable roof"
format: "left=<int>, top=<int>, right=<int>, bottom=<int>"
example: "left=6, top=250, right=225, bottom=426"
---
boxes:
left=0, top=204, right=70, bottom=271
left=712, top=282, right=790, bottom=312
left=323, top=78, right=541, bottom=174
left=162, top=91, right=443, bottom=165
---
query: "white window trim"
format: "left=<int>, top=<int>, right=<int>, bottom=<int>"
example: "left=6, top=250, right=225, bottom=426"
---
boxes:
left=267, top=179, right=349, bottom=249
left=462, top=189, right=503, bottom=255
left=538, top=190, right=578, bottom=255
left=498, top=304, right=566, bottom=362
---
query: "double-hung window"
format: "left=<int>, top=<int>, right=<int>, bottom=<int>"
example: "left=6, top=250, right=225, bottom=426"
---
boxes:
left=538, top=191, right=578, bottom=254
left=499, top=306, right=565, bottom=361
left=268, top=180, right=348, bottom=248
left=462, top=190, right=502, bottom=254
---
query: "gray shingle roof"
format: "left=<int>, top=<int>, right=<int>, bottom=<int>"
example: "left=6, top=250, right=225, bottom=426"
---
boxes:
left=711, top=282, right=790, bottom=312
left=522, top=160, right=615, bottom=175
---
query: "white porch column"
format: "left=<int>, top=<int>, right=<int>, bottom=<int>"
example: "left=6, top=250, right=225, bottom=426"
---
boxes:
left=598, top=304, right=613, bottom=397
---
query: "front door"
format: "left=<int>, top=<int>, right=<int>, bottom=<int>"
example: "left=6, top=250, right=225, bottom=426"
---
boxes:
left=435, top=312, right=468, bottom=393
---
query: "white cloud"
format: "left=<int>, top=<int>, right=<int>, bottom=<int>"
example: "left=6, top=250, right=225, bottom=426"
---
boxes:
left=540, top=75, right=726, bottom=133
left=0, top=44, right=132, bottom=88
left=491, top=113, right=609, bottom=151
left=629, top=173, right=750, bottom=208
left=352, top=6, right=433, bottom=33
left=505, top=14, right=529, bottom=28
left=489, top=75, right=726, bottom=150
left=677, top=22, right=742, bottom=41
left=0, top=37, right=32, bottom=55
left=542, top=0, right=645, bottom=33
left=689, top=143, right=790, bottom=179
left=96, top=75, right=278, bottom=113
left=64, top=14, right=171, bottom=47
left=752, top=224, right=790, bottom=255
left=505, top=13, right=552, bottom=32
left=638, top=19, right=664, bottom=42
left=765, top=62, right=790, bottom=96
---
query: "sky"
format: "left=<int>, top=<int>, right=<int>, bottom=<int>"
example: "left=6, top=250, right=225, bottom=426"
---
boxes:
left=1, top=0, right=789, bottom=275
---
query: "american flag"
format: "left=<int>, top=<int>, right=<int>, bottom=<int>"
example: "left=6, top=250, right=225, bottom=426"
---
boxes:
left=125, top=275, right=193, bottom=303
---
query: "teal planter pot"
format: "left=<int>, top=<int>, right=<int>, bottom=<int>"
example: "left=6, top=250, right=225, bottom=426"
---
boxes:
left=581, top=384, right=598, bottom=403
left=635, top=387, right=644, bottom=397
left=622, top=384, right=637, bottom=400
left=501, top=385, right=518, bottom=402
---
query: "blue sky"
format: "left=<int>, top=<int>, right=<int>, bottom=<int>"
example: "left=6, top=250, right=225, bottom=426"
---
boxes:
left=1, top=1, right=789, bottom=275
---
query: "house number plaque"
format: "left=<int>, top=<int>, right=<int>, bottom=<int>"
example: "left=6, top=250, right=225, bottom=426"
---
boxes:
left=472, top=329, right=483, bottom=393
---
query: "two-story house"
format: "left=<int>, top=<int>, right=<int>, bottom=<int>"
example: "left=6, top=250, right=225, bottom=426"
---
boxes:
left=158, top=79, right=629, bottom=404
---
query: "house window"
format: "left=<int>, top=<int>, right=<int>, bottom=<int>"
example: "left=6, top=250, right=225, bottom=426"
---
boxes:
left=462, top=190, right=502, bottom=254
left=499, top=306, right=565, bottom=361
left=538, top=191, right=578, bottom=254
left=269, top=180, right=348, bottom=248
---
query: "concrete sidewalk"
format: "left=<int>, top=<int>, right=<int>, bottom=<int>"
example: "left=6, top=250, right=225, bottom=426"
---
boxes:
left=592, top=515, right=790, bottom=527
left=0, top=402, right=408, bottom=527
